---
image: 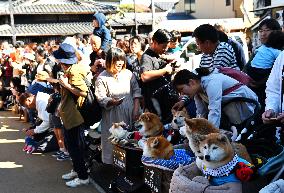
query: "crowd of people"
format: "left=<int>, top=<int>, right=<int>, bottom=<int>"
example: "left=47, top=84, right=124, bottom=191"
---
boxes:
left=1, top=12, right=284, bottom=190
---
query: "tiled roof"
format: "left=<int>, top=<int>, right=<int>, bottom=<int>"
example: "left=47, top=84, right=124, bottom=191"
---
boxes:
left=154, top=2, right=177, bottom=11
left=0, top=19, right=152, bottom=37
left=0, top=22, right=94, bottom=36
left=0, top=0, right=117, bottom=15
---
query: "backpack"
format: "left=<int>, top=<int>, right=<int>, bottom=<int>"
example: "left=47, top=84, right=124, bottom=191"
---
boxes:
left=78, top=78, right=102, bottom=126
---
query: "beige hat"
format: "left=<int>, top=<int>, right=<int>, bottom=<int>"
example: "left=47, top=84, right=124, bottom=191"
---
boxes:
left=35, top=71, right=50, bottom=81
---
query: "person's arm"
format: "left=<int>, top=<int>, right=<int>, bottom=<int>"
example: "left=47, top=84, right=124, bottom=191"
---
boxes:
left=34, top=98, right=50, bottom=134
left=130, top=72, right=142, bottom=120
left=265, top=52, right=283, bottom=113
left=141, top=67, right=171, bottom=82
left=262, top=52, right=284, bottom=123
left=140, top=55, right=172, bottom=82
left=205, top=78, right=223, bottom=128
left=59, top=76, right=87, bottom=97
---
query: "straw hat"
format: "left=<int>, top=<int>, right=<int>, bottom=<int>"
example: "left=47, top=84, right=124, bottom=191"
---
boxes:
left=35, top=71, right=50, bottom=81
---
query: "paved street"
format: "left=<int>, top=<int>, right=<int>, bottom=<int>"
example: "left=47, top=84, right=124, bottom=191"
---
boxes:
left=0, top=110, right=99, bottom=193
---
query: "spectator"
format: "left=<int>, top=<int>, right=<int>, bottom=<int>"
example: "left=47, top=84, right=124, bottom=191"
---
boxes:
left=92, top=12, right=112, bottom=52
left=126, top=36, right=144, bottom=84
left=89, top=35, right=105, bottom=80
left=18, top=92, right=50, bottom=153
left=247, top=31, right=284, bottom=113
left=53, top=43, right=89, bottom=187
left=172, top=68, right=258, bottom=129
left=140, top=29, right=177, bottom=123
left=95, top=47, right=141, bottom=164
left=214, top=24, right=247, bottom=70
left=193, top=24, right=239, bottom=70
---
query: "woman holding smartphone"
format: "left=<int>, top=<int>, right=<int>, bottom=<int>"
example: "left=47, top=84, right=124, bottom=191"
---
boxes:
left=95, top=48, right=142, bottom=164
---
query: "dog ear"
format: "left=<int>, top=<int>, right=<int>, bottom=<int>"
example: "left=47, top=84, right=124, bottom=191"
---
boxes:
left=151, top=137, right=159, bottom=148
left=218, top=134, right=228, bottom=143
left=171, top=108, right=177, bottom=115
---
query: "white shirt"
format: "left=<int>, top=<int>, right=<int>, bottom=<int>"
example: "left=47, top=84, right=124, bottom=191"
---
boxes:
left=265, top=51, right=284, bottom=114
left=34, top=92, right=50, bottom=134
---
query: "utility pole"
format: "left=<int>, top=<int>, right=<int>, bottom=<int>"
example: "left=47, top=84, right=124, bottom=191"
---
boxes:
left=151, top=0, right=155, bottom=31
left=134, top=0, right=138, bottom=35
left=9, top=0, right=16, bottom=45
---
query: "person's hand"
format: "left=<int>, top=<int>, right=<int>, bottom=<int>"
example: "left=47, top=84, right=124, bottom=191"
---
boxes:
left=262, top=109, right=277, bottom=124
left=172, top=100, right=185, bottom=111
left=164, top=63, right=173, bottom=74
left=26, top=129, right=35, bottom=137
left=276, top=113, right=284, bottom=124
left=59, top=76, right=70, bottom=89
left=132, top=109, right=140, bottom=121
left=109, top=97, right=124, bottom=107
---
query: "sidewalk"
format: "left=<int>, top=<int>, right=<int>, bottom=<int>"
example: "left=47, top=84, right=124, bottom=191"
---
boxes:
left=0, top=110, right=99, bottom=193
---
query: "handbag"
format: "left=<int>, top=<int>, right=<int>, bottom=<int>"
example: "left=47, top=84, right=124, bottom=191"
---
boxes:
left=46, top=92, right=61, bottom=114
left=77, top=78, right=102, bottom=126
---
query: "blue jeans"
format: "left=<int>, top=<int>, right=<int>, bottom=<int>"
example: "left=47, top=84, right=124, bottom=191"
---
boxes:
left=64, top=124, right=88, bottom=180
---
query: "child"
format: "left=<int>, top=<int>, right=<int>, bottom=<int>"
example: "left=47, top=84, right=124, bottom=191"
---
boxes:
left=161, top=30, right=182, bottom=62
left=92, top=12, right=112, bottom=53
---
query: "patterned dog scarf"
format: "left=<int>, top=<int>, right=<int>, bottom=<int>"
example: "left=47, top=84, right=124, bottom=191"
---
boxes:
left=202, top=154, right=239, bottom=177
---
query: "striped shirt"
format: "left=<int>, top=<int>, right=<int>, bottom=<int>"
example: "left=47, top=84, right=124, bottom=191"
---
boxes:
left=200, top=42, right=239, bottom=70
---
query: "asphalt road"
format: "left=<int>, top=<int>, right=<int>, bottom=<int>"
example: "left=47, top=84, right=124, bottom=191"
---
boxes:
left=0, top=110, right=99, bottom=193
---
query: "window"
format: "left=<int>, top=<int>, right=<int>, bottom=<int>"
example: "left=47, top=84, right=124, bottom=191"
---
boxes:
left=226, top=0, right=231, bottom=6
left=184, top=0, right=196, bottom=13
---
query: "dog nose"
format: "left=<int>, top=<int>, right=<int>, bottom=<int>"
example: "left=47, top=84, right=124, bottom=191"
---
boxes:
left=204, top=155, right=210, bottom=161
left=174, top=119, right=177, bottom=123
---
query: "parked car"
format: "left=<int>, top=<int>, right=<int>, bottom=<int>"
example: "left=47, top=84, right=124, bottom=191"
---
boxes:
left=179, top=36, right=202, bottom=71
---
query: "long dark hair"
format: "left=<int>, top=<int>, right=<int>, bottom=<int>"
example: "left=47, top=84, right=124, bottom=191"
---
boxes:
left=172, top=68, right=211, bottom=88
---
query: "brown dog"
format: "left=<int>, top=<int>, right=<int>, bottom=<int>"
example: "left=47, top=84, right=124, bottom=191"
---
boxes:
left=136, top=112, right=164, bottom=137
left=143, top=136, right=174, bottom=160
left=171, top=108, right=190, bottom=130
left=197, top=133, right=235, bottom=169
left=184, top=118, right=219, bottom=155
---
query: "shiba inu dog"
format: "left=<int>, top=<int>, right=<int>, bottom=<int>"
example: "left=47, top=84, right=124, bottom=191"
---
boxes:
left=143, top=136, right=174, bottom=160
left=171, top=108, right=190, bottom=130
left=197, top=133, right=234, bottom=169
left=136, top=112, right=164, bottom=137
left=184, top=118, right=219, bottom=156
left=108, top=122, right=133, bottom=145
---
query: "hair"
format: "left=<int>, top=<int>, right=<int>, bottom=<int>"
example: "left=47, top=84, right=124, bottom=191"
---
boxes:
left=116, top=39, right=130, bottom=54
left=10, top=77, right=21, bottom=88
left=265, top=31, right=284, bottom=50
left=129, top=35, right=142, bottom=45
left=152, top=29, right=171, bottom=44
left=18, top=92, right=33, bottom=107
left=105, top=48, right=126, bottom=74
left=73, top=33, right=84, bottom=41
left=214, top=23, right=229, bottom=34
left=259, top=18, right=281, bottom=31
left=36, top=45, right=46, bottom=58
left=172, top=68, right=211, bottom=88
left=170, top=30, right=181, bottom=43
left=193, top=24, right=219, bottom=43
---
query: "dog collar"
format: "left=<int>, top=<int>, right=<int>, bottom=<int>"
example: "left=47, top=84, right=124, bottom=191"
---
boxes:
left=202, top=154, right=239, bottom=178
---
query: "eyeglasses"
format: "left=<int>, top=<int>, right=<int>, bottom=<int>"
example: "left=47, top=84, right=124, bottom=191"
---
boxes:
left=258, top=29, right=272, bottom=33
